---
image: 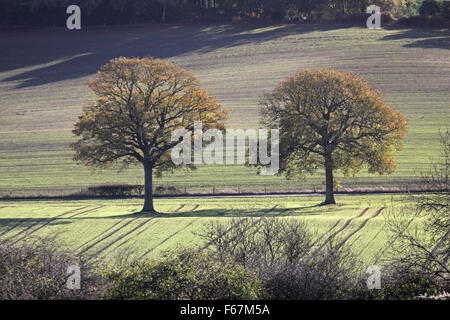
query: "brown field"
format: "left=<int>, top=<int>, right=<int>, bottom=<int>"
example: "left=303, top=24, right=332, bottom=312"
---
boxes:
left=0, top=24, right=449, bottom=196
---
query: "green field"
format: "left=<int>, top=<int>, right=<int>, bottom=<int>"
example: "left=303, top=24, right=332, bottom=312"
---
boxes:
left=0, top=194, right=425, bottom=265
left=0, top=24, right=449, bottom=196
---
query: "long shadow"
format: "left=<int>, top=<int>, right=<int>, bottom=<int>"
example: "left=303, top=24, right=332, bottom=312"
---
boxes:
left=380, top=27, right=450, bottom=50
left=0, top=218, right=72, bottom=228
left=0, top=23, right=353, bottom=88
left=0, top=204, right=323, bottom=229
left=86, top=203, right=324, bottom=219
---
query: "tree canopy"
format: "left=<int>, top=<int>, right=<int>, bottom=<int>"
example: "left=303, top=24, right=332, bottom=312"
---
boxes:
left=261, top=69, right=407, bottom=204
left=72, top=57, right=227, bottom=212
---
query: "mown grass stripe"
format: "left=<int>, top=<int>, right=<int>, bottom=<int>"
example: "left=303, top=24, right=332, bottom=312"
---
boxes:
left=140, top=219, right=201, bottom=258
left=78, top=206, right=179, bottom=253
left=305, top=207, right=370, bottom=263
left=92, top=218, right=155, bottom=258
left=74, top=218, right=126, bottom=252
left=10, top=205, right=103, bottom=245
left=139, top=205, right=203, bottom=258
left=333, top=208, right=385, bottom=252
left=115, top=219, right=161, bottom=250
left=173, top=204, right=185, bottom=213
left=3, top=206, right=89, bottom=242
left=356, top=228, right=384, bottom=258
left=310, top=219, right=343, bottom=248
left=78, top=216, right=140, bottom=255
left=67, top=205, right=105, bottom=219
left=372, top=209, right=416, bottom=265
left=0, top=218, right=29, bottom=238
left=0, top=207, right=45, bottom=238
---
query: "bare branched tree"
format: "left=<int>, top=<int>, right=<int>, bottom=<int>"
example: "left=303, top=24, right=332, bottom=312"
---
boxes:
left=200, top=216, right=362, bottom=299
left=386, top=131, right=449, bottom=286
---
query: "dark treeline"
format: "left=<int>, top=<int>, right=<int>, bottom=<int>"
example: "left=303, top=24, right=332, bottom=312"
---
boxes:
left=0, top=0, right=440, bottom=27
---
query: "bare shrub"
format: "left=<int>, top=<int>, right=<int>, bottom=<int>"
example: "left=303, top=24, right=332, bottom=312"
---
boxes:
left=265, top=239, right=361, bottom=299
left=0, top=236, right=105, bottom=299
left=384, top=131, right=449, bottom=293
left=201, top=217, right=362, bottom=299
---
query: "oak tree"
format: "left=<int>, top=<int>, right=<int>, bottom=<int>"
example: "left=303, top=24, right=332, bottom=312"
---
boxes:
left=72, top=57, right=227, bottom=213
left=261, top=69, right=407, bottom=204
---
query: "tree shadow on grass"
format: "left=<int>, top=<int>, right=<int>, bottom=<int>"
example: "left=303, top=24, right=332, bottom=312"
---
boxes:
left=380, top=27, right=450, bottom=50
left=0, top=218, right=76, bottom=226
left=0, top=23, right=353, bottom=88
left=0, top=204, right=326, bottom=230
left=82, top=203, right=329, bottom=219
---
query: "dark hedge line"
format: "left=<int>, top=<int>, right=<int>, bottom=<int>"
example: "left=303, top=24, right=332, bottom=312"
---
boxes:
left=87, top=185, right=145, bottom=197
left=85, top=185, right=183, bottom=197
left=2, top=0, right=447, bottom=27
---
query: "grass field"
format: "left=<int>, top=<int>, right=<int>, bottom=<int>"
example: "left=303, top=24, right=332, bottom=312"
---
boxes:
left=0, top=24, right=449, bottom=196
left=0, top=194, right=425, bottom=265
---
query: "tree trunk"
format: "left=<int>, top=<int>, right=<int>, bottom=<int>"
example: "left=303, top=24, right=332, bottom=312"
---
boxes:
left=142, top=163, right=156, bottom=213
left=324, top=155, right=336, bottom=205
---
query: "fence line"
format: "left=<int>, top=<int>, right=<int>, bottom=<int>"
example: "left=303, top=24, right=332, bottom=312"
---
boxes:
left=0, top=181, right=429, bottom=198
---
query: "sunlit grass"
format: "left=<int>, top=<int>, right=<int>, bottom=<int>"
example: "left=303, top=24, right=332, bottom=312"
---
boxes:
left=0, top=194, right=417, bottom=264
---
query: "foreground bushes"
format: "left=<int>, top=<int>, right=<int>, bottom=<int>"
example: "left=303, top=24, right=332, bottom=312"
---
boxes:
left=201, top=217, right=362, bottom=299
left=0, top=238, right=263, bottom=300
left=103, top=249, right=263, bottom=300
left=354, top=272, right=443, bottom=300
left=0, top=220, right=447, bottom=300
left=0, top=238, right=103, bottom=299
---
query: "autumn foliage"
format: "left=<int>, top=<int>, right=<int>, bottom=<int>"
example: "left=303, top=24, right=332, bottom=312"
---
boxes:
left=261, top=69, right=408, bottom=204
left=72, top=57, right=227, bottom=212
